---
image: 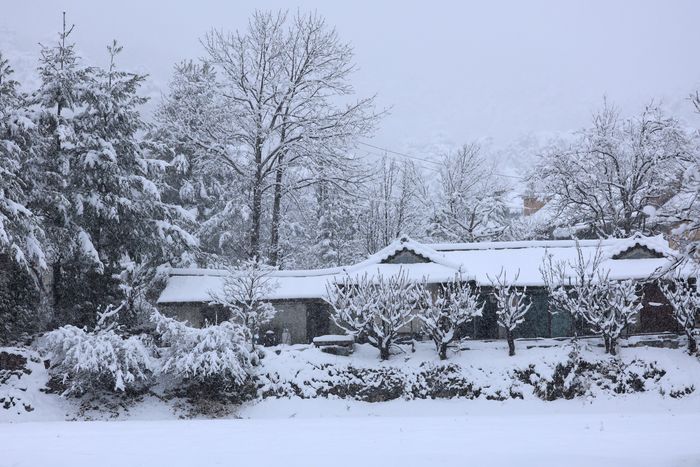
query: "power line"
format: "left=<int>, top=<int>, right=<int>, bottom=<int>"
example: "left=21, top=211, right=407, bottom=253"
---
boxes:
left=358, top=140, right=525, bottom=180
left=358, top=141, right=442, bottom=167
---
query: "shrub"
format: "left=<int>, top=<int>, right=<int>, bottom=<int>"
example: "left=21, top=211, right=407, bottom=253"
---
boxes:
left=42, top=325, right=156, bottom=396
left=152, top=311, right=253, bottom=399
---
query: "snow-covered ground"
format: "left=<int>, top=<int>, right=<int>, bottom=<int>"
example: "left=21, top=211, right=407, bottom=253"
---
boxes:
left=2, top=398, right=699, bottom=467
left=2, top=337, right=700, bottom=466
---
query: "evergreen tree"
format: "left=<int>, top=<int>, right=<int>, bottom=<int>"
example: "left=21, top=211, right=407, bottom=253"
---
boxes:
left=31, top=14, right=93, bottom=323
left=0, top=51, right=46, bottom=269
left=0, top=52, right=48, bottom=343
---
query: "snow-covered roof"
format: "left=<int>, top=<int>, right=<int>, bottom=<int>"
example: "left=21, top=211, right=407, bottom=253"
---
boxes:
left=157, top=235, right=689, bottom=304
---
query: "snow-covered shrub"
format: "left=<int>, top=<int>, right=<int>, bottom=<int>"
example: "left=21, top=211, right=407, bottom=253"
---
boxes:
left=208, top=259, right=278, bottom=350
left=489, top=271, right=531, bottom=356
left=41, top=325, right=156, bottom=396
left=323, top=365, right=407, bottom=402
left=152, top=311, right=253, bottom=399
left=412, top=363, right=480, bottom=399
left=417, top=277, right=483, bottom=359
left=327, top=271, right=422, bottom=360
left=659, top=277, right=699, bottom=355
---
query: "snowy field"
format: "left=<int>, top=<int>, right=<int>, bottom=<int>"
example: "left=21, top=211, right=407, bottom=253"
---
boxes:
left=3, top=338, right=700, bottom=466
left=2, top=398, right=700, bottom=467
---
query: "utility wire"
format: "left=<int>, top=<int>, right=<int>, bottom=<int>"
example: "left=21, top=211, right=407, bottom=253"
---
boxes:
left=358, top=140, right=525, bottom=180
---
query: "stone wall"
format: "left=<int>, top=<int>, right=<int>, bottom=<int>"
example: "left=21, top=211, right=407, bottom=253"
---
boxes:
left=160, top=299, right=339, bottom=344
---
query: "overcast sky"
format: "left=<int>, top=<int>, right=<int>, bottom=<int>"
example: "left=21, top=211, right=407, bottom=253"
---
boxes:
left=3, top=0, right=700, bottom=156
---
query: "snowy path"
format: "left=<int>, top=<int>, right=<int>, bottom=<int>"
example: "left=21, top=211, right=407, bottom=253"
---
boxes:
left=2, top=404, right=699, bottom=467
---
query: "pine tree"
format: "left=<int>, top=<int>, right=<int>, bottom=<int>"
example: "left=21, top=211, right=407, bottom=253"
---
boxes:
left=152, top=61, right=249, bottom=262
left=31, top=14, right=93, bottom=323
left=0, top=51, right=46, bottom=269
left=32, top=17, right=195, bottom=328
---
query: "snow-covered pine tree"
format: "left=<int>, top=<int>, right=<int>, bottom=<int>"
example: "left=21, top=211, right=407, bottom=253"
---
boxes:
left=74, top=42, right=196, bottom=260
left=31, top=15, right=96, bottom=325
left=417, top=276, right=483, bottom=360
left=33, top=20, right=196, bottom=328
left=0, top=52, right=48, bottom=342
left=327, top=272, right=421, bottom=360
left=489, top=270, right=531, bottom=356
left=152, top=60, right=249, bottom=262
left=208, top=259, right=278, bottom=351
left=0, top=51, right=46, bottom=270
left=659, top=277, right=699, bottom=355
left=311, top=177, right=363, bottom=267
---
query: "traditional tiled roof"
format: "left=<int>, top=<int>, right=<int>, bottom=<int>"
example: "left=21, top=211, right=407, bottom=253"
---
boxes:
left=157, top=235, right=688, bottom=303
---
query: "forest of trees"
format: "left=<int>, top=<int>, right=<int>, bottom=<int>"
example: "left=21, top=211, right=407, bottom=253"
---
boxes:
left=1, top=10, right=700, bottom=343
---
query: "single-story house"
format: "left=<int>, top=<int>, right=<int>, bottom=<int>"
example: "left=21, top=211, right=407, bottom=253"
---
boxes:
left=157, top=234, right=694, bottom=344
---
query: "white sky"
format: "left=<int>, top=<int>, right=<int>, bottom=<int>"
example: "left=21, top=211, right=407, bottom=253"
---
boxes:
left=3, top=0, right=700, bottom=155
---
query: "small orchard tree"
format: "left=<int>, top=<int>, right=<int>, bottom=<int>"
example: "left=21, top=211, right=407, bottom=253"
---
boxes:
left=209, top=259, right=278, bottom=351
left=659, top=278, right=699, bottom=355
left=327, top=271, right=421, bottom=360
left=489, top=271, right=531, bottom=356
left=592, top=280, right=641, bottom=356
left=418, top=276, right=483, bottom=360
left=540, top=244, right=640, bottom=355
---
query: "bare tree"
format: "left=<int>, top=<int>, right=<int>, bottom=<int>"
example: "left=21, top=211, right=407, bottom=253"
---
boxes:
left=540, top=243, right=640, bottom=355
left=532, top=102, right=688, bottom=238
left=327, top=271, right=421, bottom=360
left=489, top=271, right=531, bottom=356
left=199, top=11, right=378, bottom=262
left=656, top=92, right=700, bottom=264
left=208, top=259, right=278, bottom=351
left=432, top=143, right=510, bottom=242
left=417, top=276, right=483, bottom=360
left=357, top=157, right=428, bottom=254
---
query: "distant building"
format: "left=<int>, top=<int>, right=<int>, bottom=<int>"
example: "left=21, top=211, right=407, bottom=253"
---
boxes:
left=158, top=235, right=692, bottom=344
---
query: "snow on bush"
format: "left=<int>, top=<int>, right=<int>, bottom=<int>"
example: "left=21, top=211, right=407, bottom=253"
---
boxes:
left=417, top=276, right=483, bottom=360
left=327, top=271, right=422, bottom=360
left=256, top=341, right=696, bottom=403
left=659, top=277, right=699, bottom=355
left=41, top=324, right=156, bottom=396
left=152, top=311, right=252, bottom=393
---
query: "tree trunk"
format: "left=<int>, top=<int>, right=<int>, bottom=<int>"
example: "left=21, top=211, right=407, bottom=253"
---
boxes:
left=438, top=342, right=448, bottom=360
left=249, top=172, right=263, bottom=260
left=687, top=330, right=697, bottom=355
left=603, top=335, right=610, bottom=354
left=608, top=337, right=617, bottom=356
left=506, top=330, right=515, bottom=356
left=51, top=260, right=62, bottom=319
left=269, top=153, right=284, bottom=266
left=379, top=344, right=390, bottom=360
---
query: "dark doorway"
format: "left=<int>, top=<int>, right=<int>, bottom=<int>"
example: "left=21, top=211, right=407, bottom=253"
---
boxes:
left=639, top=282, right=678, bottom=333
left=306, top=302, right=331, bottom=343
